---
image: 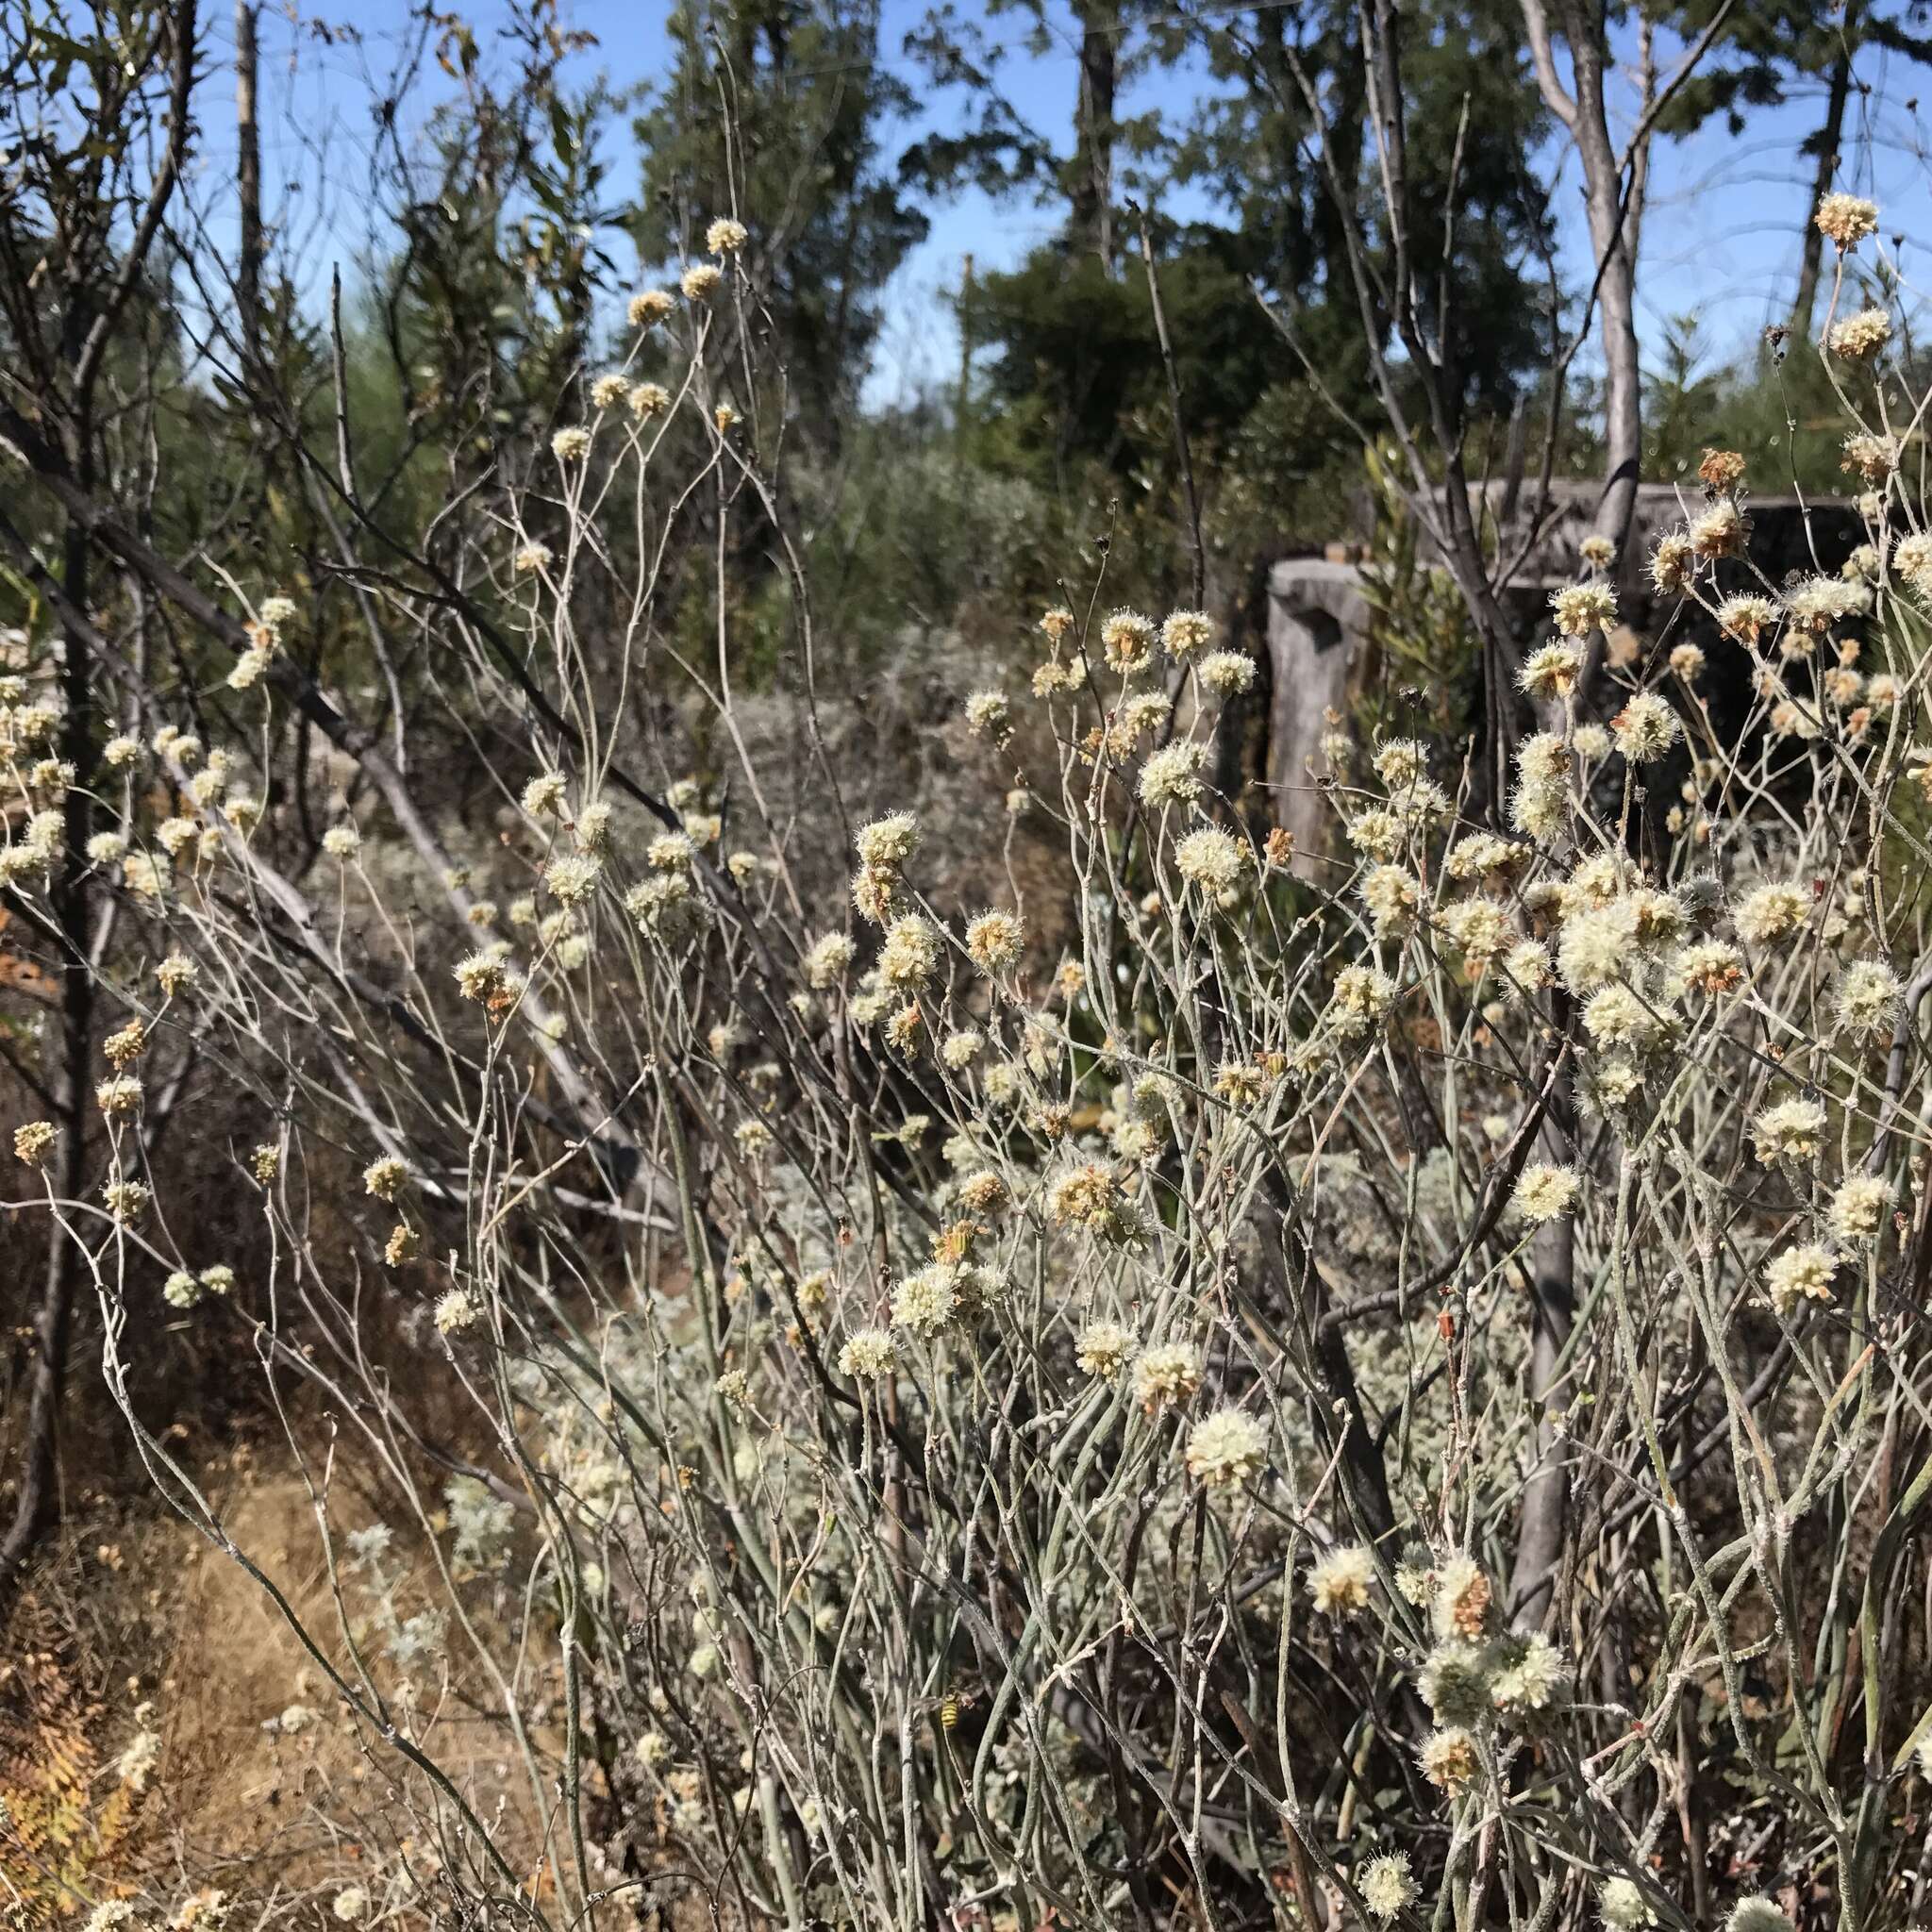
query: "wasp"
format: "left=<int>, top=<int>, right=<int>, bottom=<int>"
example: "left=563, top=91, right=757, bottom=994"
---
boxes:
left=927, top=1682, right=982, bottom=1738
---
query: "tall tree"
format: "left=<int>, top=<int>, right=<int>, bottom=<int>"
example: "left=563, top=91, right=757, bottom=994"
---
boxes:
left=903, top=0, right=1168, bottom=268
left=1174, top=0, right=1555, bottom=408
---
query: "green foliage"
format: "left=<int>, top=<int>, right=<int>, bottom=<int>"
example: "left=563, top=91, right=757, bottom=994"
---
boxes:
left=971, top=240, right=1278, bottom=474
left=1166, top=0, right=1556, bottom=408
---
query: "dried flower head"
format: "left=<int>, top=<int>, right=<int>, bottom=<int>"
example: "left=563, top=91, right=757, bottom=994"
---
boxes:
left=628, top=288, right=675, bottom=328
left=1131, top=1340, right=1201, bottom=1410
left=1100, top=608, right=1156, bottom=674
left=1843, top=430, right=1900, bottom=483
left=1420, top=1724, right=1479, bottom=1790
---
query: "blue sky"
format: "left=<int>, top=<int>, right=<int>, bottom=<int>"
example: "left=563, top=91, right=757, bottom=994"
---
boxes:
left=215, top=1, right=1932, bottom=404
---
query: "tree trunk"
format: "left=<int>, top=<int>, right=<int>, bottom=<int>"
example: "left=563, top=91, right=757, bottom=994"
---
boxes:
left=1566, top=27, right=1642, bottom=565
left=235, top=0, right=262, bottom=366
left=1070, top=0, right=1117, bottom=268
left=1790, top=10, right=1858, bottom=341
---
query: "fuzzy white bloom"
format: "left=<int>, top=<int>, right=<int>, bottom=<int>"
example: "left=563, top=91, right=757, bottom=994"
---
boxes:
left=1751, top=1096, right=1827, bottom=1163
left=550, top=425, right=591, bottom=462
left=1138, top=740, right=1208, bottom=808
left=706, top=216, right=748, bottom=255
left=1174, top=827, right=1245, bottom=895
left=1835, top=958, right=1902, bottom=1040
left=1309, top=1545, right=1375, bottom=1615
left=628, top=288, right=675, bottom=328
left=805, top=932, right=857, bottom=987
left=363, top=1155, right=409, bottom=1202
left=1550, top=581, right=1616, bottom=637
left=544, top=853, right=602, bottom=906
left=855, top=811, right=918, bottom=869
left=1816, top=191, right=1879, bottom=250
left=1735, top=882, right=1809, bottom=946
left=1513, top=1162, right=1578, bottom=1224
left=838, top=1327, right=897, bottom=1378
left=1828, top=1174, right=1892, bottom=1243
left=1611, top=692, right=1678, bottom=762
left=1197, top=649, right=1256, bottom=695
left=1160, top=608, right=1215, bottom=658
left=940, top=1028, right=984, bottom=1070
left=1184, top=1407, right=1267, bottom=1490
left=1725, top=1902, right=1793, bottom=1932
left=1765, top=1243, right=1837, bottom=1314
left=1828, top=306, right=1891, bottom=358
left=1519, top=641, right=1582, bottom=701
left=965, top=908, right=1023, bottom=974
left=963, top=689, right=1009, bottom=737
left=1359, top=1853, right=1416, bottom=1921
left=1599, top=1877, right=1655, bottom=1929
left=879, top=913, right=940, bottom=990
left=1359, top=862, right=1419, bottom=935
left=1074, top=1320, right=1135, bottom=1379
left=1131, top=1341, right=1200, bottom=1409
left=1100, top=608, right=1157, bottom=673
left=435, top=1288, right=478, bottom=1335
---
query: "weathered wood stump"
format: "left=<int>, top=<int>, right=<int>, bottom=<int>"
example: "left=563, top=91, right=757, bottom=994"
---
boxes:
left=1264, top=484, right=1863, bottom=878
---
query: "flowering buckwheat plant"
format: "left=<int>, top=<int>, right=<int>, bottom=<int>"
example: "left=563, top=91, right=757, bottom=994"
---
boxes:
left=16, top=175, right=1932, bottom=1932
